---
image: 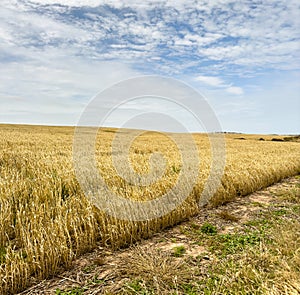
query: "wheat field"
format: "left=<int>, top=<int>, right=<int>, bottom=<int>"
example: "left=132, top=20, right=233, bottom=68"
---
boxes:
left=0, top=124, right=299, bottom=294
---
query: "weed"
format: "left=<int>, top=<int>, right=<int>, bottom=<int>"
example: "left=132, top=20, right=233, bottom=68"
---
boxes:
left=273, top=209, right=287, bottom=216
left=83, top=264, right=96, bottom=273
left=172, top=245, right=186, bottom=257
left=209, top=232, right=261, bottom=256
left=180, top=283, right=199, bottom=294
left=200, top=223, right=217, bottom=235
left=127, top=280, right=145, bottom=292
left=291, top=205, right=300, bottom=214
left=204, top=219, right=300, bottom=294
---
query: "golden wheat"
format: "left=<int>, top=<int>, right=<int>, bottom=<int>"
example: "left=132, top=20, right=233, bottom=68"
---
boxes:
left=0, top=124, right=299, bottom=294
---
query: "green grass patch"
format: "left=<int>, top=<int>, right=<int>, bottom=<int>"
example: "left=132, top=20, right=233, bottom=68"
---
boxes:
left=126, top=280, right=150, bottom=294
left=180, top=283, right=200, bottom=295
left=209, top=232, right=261, bottom=256
left=273, top=208, right=287, bottom=216
left=200, top=223, right=217, bottom=235
left=172, top=245, right=186, bottom=257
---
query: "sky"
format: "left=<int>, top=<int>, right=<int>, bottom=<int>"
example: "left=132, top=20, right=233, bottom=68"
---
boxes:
left=0, top=0, right=299, bottom=134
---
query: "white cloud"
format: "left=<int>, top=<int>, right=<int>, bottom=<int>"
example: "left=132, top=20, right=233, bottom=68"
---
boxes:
left=11, top=0, right=104, bottom=7
left=195, top=75, right=224, bottom=87
left=0, top=49, right=140, bottom=125
left=226, top=86, right=244, bottom=95
left=195, top=75, right=244, bottom=95
left=0, top=0, right=299, bottom=133
left=1, top=0, right=299, bottom=72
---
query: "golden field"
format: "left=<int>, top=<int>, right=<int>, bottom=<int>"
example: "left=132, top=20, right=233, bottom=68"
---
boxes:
left=0, top=124, right=299, bottom=294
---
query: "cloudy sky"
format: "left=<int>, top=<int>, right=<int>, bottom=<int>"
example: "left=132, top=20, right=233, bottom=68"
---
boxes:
left=0, top=0, right=299, bottom=134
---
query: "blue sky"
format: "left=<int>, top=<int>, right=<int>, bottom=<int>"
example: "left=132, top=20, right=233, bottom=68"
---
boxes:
left=0, top=0, right=299, bottom=134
